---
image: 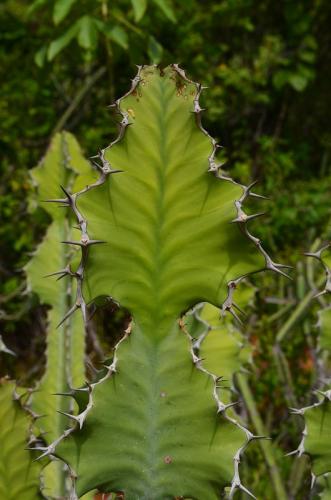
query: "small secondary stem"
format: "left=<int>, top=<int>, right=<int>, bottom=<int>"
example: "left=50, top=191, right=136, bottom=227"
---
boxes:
left=276, top=275, right=325, bottom=343
left=52, top=66, right=106, bottom=135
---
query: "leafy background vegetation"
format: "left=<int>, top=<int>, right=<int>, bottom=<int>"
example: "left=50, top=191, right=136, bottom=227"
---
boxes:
left=1, top=0, right=331, bottom=497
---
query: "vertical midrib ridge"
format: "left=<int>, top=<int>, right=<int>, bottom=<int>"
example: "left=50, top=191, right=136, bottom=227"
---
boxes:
left=150, top=76, right=170, bottom=327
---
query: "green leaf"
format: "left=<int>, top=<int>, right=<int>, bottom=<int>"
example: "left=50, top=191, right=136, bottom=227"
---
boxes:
left=77, top=16, right=98, bottom=50
left=147, top=35, right=163, bottom=64
left=53, top=0, right=78, bottom=25
left=54, top=66, right=271, bottom=497
left=131, top=0, right=147, bottom=22
left=34, top=46, right=47, bottom=68
left=0, top=380, right=41, bottom=499
left=288, top=73, right=308, bottom=92
left=47, top=23, right=79, bottom=61
left=303, top=35, right=318, bottom=50
left=151, top=0, right=176, bottom=22
left=299, top=50, right=316, bottom=64
left=105, top=25, right=129, bottom=50
left=27, top=0, right=47, bottom=15
left=272, top=70, right=291, bottom=90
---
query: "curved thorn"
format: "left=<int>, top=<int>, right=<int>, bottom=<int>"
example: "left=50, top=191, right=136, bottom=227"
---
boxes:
left=60, top=185, right=72, bottom=199
left=61, top=240, right=83, bottom=247
left=239, top=484, right=256, bottom=499
left=285, top=449, right=299, bottom=457
left=57, top=303, right=79, bottom=328
left=289, top=407, right=304, bottom=415
left=245, top=212, right=266, bottom=221
left=225, top=401, right=239, bottom=410
left=34, top=447, right=53, bottom=461
left=43, top=198, right=69, bottom=205
left=227, top=307, right=243, bottom=325
left=52, top=391, right=74, bottom=397
left=267, top=262, right=292, bottom=280
left=108, top=168, right=124, bottom=174
left=87, top=239, right=106, bottom=246
left=57, top=410, right=77, bottom=420
left=91, top=160, right=103, bottom=171
left=57, top=410, right=85, bottom=428
left=44, top=269, right=68, bottom=278
left=249, top=192, right=269, bottom=200
left=232, top=302, right=246, bottom=316
left=251, top=434, right=271, bottom=441
left=81, top=301, right=87, bottom=323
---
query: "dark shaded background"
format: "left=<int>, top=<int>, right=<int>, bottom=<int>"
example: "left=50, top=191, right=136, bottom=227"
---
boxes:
left=1, top=0, right=331, bottom=497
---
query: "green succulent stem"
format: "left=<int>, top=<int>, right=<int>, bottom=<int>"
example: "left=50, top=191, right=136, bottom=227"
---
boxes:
left=43, top=66, right=286, bottom=498
left=26, top=132, right=97, bottom=497
left=236, top=372, right=287, bottom=500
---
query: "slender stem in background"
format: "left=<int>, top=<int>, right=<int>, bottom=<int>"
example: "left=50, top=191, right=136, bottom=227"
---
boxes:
left=52, top=66, right=106, bottom=135
left=266, top=302, right=294, bottom=324
left=271, top=271, right=299, bottom=415
left=236, top=372, right=287, bottom=500
left=276, top=275, right=325, bottom=343
left=273, top=344, right=299, bottom=410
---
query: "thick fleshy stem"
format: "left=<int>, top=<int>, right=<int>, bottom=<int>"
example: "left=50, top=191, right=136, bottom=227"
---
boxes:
left=41, top=65, right=290, bottom=496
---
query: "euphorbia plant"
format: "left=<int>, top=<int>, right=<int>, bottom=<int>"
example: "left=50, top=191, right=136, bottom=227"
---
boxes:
left=31, top=65, right=288, bottom=499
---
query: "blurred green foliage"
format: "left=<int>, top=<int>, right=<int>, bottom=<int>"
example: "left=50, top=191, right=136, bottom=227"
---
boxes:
left=1, top=0, right=331, bottom=497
